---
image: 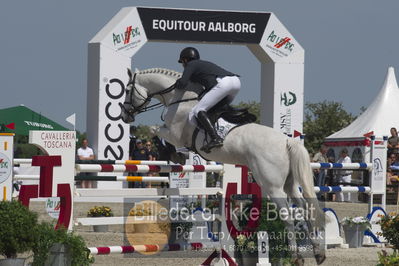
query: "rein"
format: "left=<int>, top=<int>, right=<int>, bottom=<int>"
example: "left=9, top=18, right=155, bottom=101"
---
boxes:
left=123, top=73, right=199, bottom=116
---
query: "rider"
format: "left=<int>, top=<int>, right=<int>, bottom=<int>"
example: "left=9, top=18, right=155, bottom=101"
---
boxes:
left=175, top=47, right=241, bottom=153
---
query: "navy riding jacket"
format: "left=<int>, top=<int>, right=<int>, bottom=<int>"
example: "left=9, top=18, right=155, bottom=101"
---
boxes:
left=177, top=59, right=237, bottom=91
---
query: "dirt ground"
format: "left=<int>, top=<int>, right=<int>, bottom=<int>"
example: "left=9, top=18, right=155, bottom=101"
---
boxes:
left=26, top=201, right=396, bottom=266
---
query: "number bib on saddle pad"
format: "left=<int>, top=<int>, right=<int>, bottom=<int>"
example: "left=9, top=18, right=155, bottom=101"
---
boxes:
left=215, top=118, right=238, bottom=139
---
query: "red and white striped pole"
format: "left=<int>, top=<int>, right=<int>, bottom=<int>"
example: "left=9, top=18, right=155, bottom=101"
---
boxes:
left=88, top=243, right=205, bottom=255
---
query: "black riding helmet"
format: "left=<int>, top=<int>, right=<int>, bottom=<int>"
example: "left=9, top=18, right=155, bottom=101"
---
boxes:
left=178, top=47, right=200, bottom=63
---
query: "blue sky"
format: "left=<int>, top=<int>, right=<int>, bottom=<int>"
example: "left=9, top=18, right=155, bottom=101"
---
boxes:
left=1, top=0, right=398, bottom=131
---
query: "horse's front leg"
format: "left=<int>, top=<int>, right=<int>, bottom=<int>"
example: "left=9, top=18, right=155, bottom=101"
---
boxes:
left=155, top=125, right=180, bottom=148
left=156, top=125, right=172, bottom=141
left=149, top=124, right=170, bottom=139
left=156, top=125, right=187, bottom=164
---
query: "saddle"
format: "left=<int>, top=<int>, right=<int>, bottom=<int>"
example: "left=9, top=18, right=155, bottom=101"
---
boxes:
left=206, top=97, right=257, bottom=125
left=191, top=97, right=256, bottom=156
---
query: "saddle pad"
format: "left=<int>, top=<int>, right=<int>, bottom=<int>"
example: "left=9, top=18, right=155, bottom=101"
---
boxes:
left=215, top=118, right=237, bottom=139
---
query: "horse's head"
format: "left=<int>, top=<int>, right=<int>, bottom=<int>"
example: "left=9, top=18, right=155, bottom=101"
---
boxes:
left=121, top=68, right=182, bottom=123
left=121, top=68, right=150, bottom=123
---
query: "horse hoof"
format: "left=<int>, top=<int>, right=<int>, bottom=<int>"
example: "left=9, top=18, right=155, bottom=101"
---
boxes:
left=315, top=254, right=326, bottom=265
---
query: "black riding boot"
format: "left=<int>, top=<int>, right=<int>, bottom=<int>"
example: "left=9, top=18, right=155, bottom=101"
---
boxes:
left=197, top=111, right=223, bottom=153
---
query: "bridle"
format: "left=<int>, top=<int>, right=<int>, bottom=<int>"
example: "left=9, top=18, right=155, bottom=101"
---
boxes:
left=121, top=73, right=200, bottom=118
left=120, top=73, right=176, bottom=117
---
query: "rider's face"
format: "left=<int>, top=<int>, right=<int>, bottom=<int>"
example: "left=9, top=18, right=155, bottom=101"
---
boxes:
left=181, top=59, right=188, bottom=67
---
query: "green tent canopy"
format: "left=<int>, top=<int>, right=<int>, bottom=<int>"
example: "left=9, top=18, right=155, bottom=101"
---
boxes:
left=0, top=105, right=69, bottom=135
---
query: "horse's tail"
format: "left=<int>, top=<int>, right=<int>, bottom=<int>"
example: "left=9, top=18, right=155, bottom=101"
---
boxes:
left=287, top=138, right=326, bottom=228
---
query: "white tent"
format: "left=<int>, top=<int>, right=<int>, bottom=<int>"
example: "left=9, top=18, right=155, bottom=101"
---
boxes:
left=322, top=67, right=395, bottom=175
left=322, top=68, right=392, bottom=205
left=327, top=67, right=399, bottom=140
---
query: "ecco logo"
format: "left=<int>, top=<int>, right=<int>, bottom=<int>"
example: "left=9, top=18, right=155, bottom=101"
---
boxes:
left=103, top=78, right=125, bottom=159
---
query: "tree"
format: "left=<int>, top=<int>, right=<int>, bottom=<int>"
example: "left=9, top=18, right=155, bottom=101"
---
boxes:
left=303, top=100, right=356, bottom=154
left=234, top=101, right=260, bottom=124
left=134, top=125, right=155, bottom=142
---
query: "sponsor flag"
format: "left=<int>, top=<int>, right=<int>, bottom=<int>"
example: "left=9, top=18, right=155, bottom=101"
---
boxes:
left=5, top=123, right=15, bottom=130
left=363, top=131, right=374, bottom=138
left=293, top=130, right=302, bottom=138
left=66, top=113, right=76, bottom=130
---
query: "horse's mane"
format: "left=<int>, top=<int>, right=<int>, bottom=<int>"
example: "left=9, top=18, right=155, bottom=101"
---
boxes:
left=137, top=67, right=203, bottom=96
left=138, top=68, right=182, bottom=78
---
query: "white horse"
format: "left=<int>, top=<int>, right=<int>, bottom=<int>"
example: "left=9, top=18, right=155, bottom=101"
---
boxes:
left=121, top=68, right=326, bottom=265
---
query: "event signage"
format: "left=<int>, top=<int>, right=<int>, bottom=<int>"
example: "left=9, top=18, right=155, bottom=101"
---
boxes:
left=264, top=29, right=295, bottom=57
left=137, top=7, right=270, bottom=43
left=169, top=168, right=190, bottom=209
left=259, top=14, right=302, bottom=61
left=280, top=91, right=297, bottom=135
left=0, top=152, right=11, bottom=184
left=24, top=121, right=54, bottom=129
left=112, top=25, right=141, bottom=49
left=0, top=134, right=13, bottom=201
left=371, top=141, right=387, bottom=194
left=103, top=77, right=126, bottom=159
left=257, top=232, right=270, bottom=265
left=45, top=197, right=60, bottom=219
left=29, top=131, right=76, bottom=202
left=189, top=152, right=206, bottom=189
left=87, top=7, right=305, bottom=174
left=98, top=7, right=147, bottom=55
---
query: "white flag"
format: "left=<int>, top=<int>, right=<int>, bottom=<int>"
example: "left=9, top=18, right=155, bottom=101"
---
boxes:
left=66, top=113, right=76, bottom=130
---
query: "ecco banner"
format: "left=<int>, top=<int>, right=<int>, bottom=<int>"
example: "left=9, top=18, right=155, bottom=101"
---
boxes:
left=137, top=7, right=270, bottom=43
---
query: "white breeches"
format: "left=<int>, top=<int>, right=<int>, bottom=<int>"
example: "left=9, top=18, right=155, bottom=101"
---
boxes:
left=335, top=174, right=352, bottom=202
left=189, top=76, right=241, bottom=125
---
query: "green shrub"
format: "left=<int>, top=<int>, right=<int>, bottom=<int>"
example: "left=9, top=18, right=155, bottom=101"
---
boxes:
left=258, top=199, right=292, bottom=264
left=32, top=222, right=94, bottom=266
left=377, top=250, right=399, bottom=266
left=233, top=198, right=292, bottom=264
left=378, top=212, right=399, bottom=250
left=0, top=200, right=38, bottom=258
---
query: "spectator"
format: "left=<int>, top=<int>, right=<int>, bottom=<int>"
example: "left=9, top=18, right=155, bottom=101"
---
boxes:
left=152, top=136, right=174, bottom=188
left=77, top=138, right=95, bottom=188
left=387, top=153, right=397, bottom=168
left=325, top=156, right=336, bottom=201
left=130, top=139, right=149, bottom=160
left=129, top=126, right=137, bottom=160
left=390, top=154, right=399, bottom=171
left=325, top=156, right=335, bottom=185
left=312, top=145, right=328, bottom=200
left=334, top=148, right=352, bottom=202
left=386, top=168, right=399, bottom=185
left=146, top=140, right=158, bottom=161
left=388, top=127, right=399, bottom=154
left=145, top=140, right=158, bottom=188
left=130, top=139, right=149, bottom=188
left=387, top=153, right=399, bottom=185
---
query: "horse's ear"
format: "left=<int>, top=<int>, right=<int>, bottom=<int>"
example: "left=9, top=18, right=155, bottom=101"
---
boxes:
left=127, top=68, right=132, bottom=79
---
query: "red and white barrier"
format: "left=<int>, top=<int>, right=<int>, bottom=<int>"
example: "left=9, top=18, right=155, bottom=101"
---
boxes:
left=88, top=242, right=206, bottom=255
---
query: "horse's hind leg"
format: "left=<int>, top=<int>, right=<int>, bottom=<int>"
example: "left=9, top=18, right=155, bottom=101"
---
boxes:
left=266, top=189, right=304, bottom=266
left=284, top=175, right=326, bottom=265
left=249, top=159, right=304, bottom=265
